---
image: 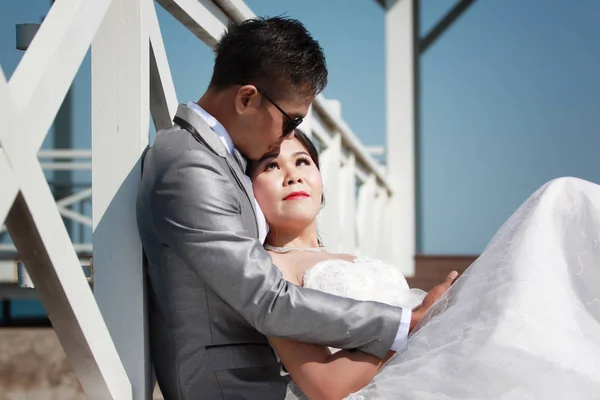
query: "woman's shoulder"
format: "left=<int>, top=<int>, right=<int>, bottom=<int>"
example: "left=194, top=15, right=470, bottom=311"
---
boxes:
left=266, top=251, right=300, bottom=283
left=266, top=251, right=358, bottom=285
left=326, top=252, right=356, bottom=262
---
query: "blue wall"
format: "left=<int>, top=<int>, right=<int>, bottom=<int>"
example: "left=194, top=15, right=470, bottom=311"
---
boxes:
left=419, top=0, right=600, bottom=254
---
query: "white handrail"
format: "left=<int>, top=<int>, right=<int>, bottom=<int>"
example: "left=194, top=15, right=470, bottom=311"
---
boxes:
left=38, top=149, right=92, bottom=158
left=312, top=99, right=392, bottom=193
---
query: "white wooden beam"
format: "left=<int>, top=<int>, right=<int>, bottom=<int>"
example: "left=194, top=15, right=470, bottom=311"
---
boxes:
left=0, top=148, right=19, bottom=227
left=0, top=69, right=19, bottom=227
left=319, top=133, right=343, bottom=251
left=92, top=0, right=151, bottom=398
left=298, top=105, right=314, bottom=138
left=311, top=113, right=333, bottom=147
left=339, top=153, right=357, bottom=253
left=155, top=0, right=228, bottom=47
left=356, top=174, right=377, bottom=256
left=378, top=194, right=396, bottom=265
left=213, top=0, right=254, bottom=23
left=148, top=0, right=178, bottom=130
left=10, top=0, right=115, bottom=152
left=384, top=0, right=417, bottom=275
left=372, top=190, right=388, bottom=261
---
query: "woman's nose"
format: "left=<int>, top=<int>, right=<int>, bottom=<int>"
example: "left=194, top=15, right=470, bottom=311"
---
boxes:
left=285, top=172, right=302, bottom=185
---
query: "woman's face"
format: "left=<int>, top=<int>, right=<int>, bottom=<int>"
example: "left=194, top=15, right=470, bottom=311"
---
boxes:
left=251, top=138, right=323, bottom=231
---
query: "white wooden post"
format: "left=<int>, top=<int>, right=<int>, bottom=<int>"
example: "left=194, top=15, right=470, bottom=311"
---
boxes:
left=319, top=133, right=342, bottom=251
left=356, top=174, right=377, bottom=256
left=384, top=0, right=418, bottom=276
left=373, top=190, right=389, bottom=261
left=298, top=105, right=313, bottom=138
left=148, top=0, right=178, bottom=130
left=339, top=154, right=357, bottom=253
left=92, top=0, right=151, bottom=398
left=378, top=193, right=396, bottom=264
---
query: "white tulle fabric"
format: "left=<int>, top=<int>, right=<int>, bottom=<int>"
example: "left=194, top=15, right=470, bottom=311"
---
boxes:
left=286, top=177, right=600, bottom=400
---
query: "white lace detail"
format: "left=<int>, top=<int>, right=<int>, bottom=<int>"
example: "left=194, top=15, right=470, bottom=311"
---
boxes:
left=303, top=256, right=424, bottom=310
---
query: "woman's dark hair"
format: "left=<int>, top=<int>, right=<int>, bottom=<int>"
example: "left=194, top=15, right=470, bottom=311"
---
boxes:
left=292, top=129, right=320, bottom=170
left=209, top=17, right=328, bottom=99
left=246, top=128, right=319, bottom=175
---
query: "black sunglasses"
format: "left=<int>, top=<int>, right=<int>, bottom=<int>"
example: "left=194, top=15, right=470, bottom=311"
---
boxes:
left=240, top=84, right=303, bottom=137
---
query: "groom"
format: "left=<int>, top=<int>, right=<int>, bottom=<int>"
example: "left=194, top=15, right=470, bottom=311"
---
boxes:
left=137, top=16, right=456, bottom=400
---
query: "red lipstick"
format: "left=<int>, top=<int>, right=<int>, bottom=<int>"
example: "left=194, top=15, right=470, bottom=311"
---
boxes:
left=284, top=191, right=309, bottom=200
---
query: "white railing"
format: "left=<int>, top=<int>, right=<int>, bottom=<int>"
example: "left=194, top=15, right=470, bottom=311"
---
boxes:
left=308, top=98, right=395, bottom=262
left=0, top=149, right=92, bottom=251
left=0, top=150, right=93, bottom=285
left=0, top=0, right=400, bottom=399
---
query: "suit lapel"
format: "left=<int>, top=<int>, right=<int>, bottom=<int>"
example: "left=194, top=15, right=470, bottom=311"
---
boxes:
left=225, top=158, right=256, bottom=211
left=173, top=105, right=257, bottom=217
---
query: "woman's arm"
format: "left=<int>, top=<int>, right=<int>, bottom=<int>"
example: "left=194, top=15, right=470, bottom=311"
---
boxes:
left=269, top=336, right=394, bottom=400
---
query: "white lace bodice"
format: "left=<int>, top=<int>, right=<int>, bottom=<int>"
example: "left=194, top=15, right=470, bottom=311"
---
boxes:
left=303, top=256, right=424, bottom=310
left=284, top=256, right=426, bottom=400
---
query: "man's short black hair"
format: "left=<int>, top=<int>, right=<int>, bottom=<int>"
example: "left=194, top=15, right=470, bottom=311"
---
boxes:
left=209, top=16, right=328, bottom=99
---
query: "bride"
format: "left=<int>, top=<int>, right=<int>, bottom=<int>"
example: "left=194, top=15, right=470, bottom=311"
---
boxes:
left=247, top=130, right=600, bottom=399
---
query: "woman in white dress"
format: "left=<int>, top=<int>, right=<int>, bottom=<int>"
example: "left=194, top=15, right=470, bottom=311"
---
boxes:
left=248, top=130, right=600, bottom=400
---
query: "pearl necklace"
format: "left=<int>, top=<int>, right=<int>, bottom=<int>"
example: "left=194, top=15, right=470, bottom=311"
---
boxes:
left=264, top=244, right=326, bottom=253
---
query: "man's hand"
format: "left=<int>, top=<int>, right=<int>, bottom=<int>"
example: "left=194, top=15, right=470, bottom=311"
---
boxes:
left=409, top=271, right=459, bottom=332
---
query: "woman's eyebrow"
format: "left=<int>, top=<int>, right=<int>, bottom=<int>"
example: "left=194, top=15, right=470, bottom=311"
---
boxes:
left=257, top=151, right=279, bottom=164
left=256, top=150, right=309, bottom=166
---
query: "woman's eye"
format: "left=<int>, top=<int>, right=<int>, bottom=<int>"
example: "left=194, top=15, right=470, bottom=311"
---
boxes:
left=297, top=157, right=311, bottom=166
left=264, top=162, right=278, bottom=171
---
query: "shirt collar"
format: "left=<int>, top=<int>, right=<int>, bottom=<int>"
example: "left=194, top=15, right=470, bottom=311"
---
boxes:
left=187, top=101, right=234, bottom=155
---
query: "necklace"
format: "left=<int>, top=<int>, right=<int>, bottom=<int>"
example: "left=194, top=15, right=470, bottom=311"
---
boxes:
left=264, top=244, right=326, bottom=253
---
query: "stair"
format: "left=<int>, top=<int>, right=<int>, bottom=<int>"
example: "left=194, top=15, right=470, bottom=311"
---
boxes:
left=406, top=254, right=478, bottom=292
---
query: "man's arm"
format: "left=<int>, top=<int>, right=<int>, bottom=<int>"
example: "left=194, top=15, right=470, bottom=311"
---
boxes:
left=153, top=150, right=402, bottom=358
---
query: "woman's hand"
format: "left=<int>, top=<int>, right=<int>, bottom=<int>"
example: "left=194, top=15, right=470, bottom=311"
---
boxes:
left=410, top=271, right=458, bottom=332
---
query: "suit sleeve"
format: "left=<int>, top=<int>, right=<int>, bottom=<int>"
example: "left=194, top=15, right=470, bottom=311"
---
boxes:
left=152, top=150, right=403, bottom=358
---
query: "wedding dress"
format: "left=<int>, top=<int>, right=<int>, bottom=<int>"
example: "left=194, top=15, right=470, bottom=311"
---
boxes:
left=286, top=177, right=600, bottom=400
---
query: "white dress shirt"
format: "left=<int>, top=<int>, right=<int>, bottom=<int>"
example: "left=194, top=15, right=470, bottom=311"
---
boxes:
left=186, top=101, right=411, bottom=352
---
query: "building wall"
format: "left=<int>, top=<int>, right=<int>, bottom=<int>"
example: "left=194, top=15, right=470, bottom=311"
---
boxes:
left=418, top=0, right=600, bottom=254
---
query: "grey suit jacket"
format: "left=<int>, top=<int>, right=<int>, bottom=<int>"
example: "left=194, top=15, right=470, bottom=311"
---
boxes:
left=137, top=104, right=403, bottom=400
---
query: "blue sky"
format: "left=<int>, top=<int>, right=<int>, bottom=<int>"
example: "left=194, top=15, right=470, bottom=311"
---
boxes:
left=0, top=0, right=480, bottom=146
left=1, top=0, right=599, bottom=254
left=2, top=1, right=597, bottom=149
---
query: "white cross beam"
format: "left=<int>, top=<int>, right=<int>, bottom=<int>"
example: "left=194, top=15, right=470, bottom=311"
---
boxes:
left=0, top=0, right=130, bottom=398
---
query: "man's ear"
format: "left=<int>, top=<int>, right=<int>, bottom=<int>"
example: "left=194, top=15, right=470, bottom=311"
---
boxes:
left=235, top=85, right=260, bottom=115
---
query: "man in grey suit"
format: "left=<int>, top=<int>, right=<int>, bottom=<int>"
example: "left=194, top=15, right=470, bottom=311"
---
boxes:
left=137, top=17, right=454, bottom=400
